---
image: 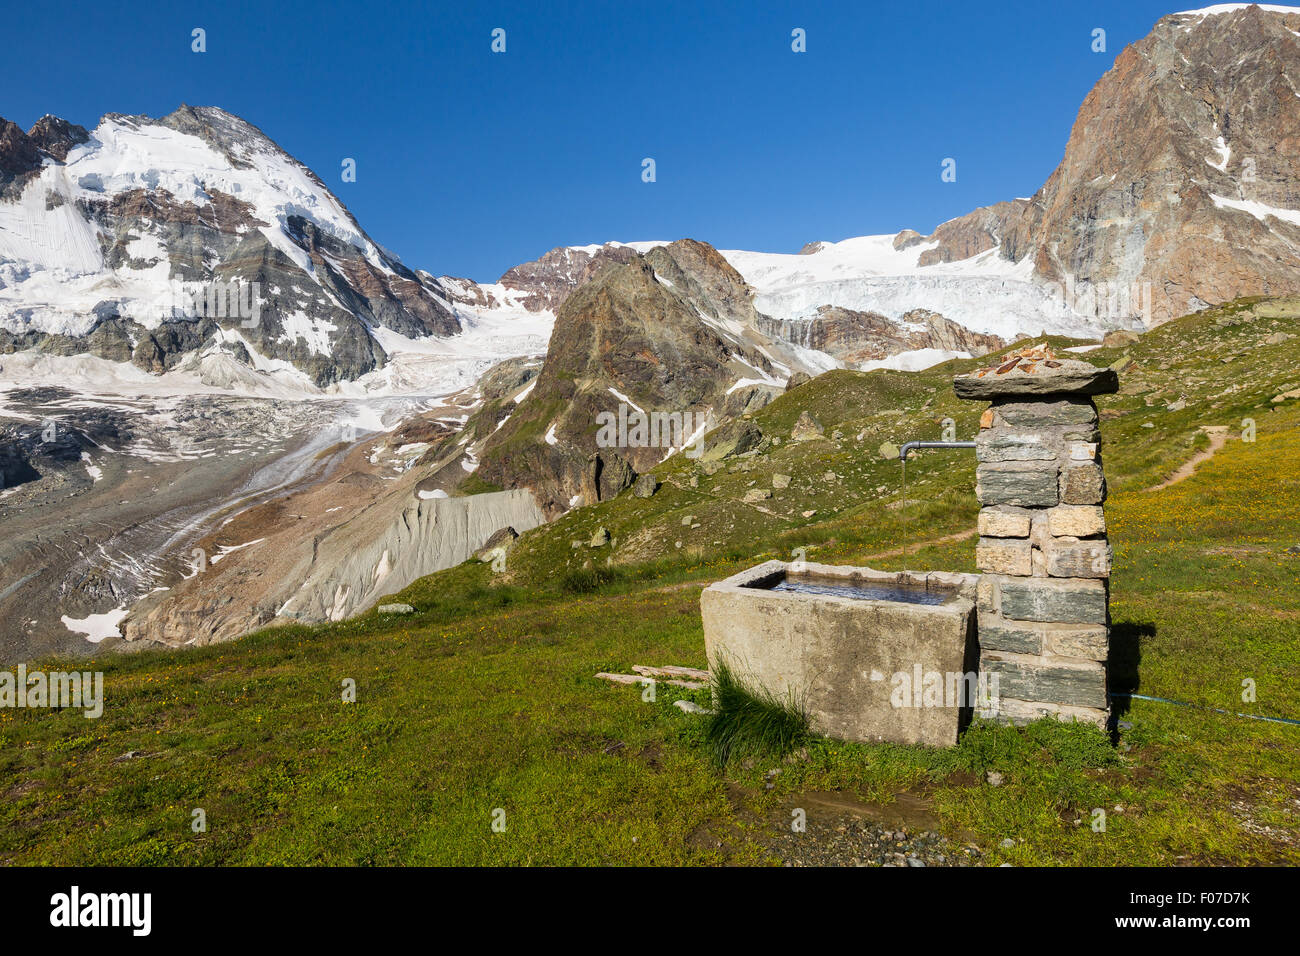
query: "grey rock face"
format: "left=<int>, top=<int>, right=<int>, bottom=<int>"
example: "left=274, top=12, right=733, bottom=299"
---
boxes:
left=473, top=241, right=816, bottom=515
left=913, top=7, right=1300, bottom=325
left=497, top=242, right=642, bottom=313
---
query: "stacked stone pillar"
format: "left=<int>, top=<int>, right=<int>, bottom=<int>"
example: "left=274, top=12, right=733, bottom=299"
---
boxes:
left=954, top=350, right=1120, bottom=729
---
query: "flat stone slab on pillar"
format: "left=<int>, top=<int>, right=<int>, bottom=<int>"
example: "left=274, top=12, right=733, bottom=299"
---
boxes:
left=954, top=347, right=1119, bottom=400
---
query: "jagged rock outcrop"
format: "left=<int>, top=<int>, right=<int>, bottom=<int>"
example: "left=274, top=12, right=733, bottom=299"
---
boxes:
left=916, top=200, right=1038, bottom=268
left=497, top=243, right=645, bottom=312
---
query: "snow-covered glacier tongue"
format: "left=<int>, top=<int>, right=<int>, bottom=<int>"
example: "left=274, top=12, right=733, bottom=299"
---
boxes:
left=721, top=234, right=1130, bottom=345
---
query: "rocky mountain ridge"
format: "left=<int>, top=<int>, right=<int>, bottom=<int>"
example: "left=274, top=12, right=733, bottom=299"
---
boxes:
left=453, top=242, right=784, bottom=512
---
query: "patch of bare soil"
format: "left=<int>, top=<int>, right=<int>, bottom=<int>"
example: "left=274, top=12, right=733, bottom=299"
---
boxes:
left=761, top=788, right=986, bottom=867
left=862, top=529, right=977, bottom=561
left=1149, top=425, right=1229, bottom=491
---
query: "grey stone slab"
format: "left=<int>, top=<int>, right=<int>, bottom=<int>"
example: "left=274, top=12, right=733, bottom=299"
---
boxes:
left=998, top=578, right=1108, bottom=624
left=976, top=463, right=1060, bottom=507
left=955, top=363, right=1119, bottom=400
left=992, top=398, right=1099, bottom=428
left=983, top=659, right=1107, bottom=709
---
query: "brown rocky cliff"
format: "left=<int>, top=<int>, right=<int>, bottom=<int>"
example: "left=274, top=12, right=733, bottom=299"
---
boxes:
left=474, top=244, right=787, bottom=514
left=906, top=6, right=1300, bottom=325
left=758, top=305, right=1004, bottom=364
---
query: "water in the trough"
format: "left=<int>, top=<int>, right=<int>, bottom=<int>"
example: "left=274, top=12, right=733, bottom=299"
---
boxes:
left=765, top=575, right=950, bottom=605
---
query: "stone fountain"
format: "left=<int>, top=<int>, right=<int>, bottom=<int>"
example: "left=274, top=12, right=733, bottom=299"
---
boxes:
left=700, top=346, right=1119, bottom=746
left=956, top=347, right=1118, bottom=730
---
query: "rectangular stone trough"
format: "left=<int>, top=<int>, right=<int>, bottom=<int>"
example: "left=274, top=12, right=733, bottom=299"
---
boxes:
left=701, top=561, right=981, bottom=747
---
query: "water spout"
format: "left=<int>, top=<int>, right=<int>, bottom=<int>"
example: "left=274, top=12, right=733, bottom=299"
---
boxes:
left=899, top=440, right=976, bottom=460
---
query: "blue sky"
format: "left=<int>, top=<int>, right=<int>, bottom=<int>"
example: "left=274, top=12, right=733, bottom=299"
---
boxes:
left=3, top=0, right=1199, bottom=281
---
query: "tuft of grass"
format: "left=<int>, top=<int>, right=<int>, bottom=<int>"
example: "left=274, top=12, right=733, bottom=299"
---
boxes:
left=705, top=660, right=811, bottom=767
left=559, top=565, right=621, bottom=594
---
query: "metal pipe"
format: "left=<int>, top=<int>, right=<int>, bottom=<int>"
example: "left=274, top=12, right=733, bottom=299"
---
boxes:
left=899, top=440, right=976, bottom=461
left=897, top=439, right=975, bottom=573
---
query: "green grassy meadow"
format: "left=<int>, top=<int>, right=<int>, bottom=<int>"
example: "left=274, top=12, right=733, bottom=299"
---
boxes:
left=3, top=300, right=1298, bottom=865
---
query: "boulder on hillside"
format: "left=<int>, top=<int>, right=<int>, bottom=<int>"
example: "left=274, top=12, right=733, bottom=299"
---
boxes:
left=790, top=410, right=825, bottom=441
left=475, top=526, right=519, bottom=561
left=582, top=451, right=635, bottom=503
left=1102, top=330, right=1140, bottom=347
left=723, top=383, right=781, bottom=417
left=700, top=420, right=763, bottom=462
left=633, top=474, right=659, bottom=498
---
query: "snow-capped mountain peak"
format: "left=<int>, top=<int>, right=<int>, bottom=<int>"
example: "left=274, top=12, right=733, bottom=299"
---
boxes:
left=0, top=105, right=460, bottom=386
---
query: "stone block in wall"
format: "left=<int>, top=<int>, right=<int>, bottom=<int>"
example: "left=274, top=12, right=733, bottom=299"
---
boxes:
left=977, top=537, right=1033, bottom=575
left=998, top=577, right=1108, bottom=624
left=979, top=620, right=1109, bottom=660
left=975, top=430, right=1061, bottom=462
left=1046, top=536, right=1112, bottom=578
left=1045, top=625, right=1109, bottom=661
left=977, top=575, right=999, bottom=616
left=979, top=696, right=1109, bottom=729
left=1060, top=462, right=1106, bottom=504
left=1068, top=441, right=1099, bottom=461
left=978, top=507, right=1032, bottom=538
left=1063, top=425, right=1101, bottom=443
left=982, top=658, right=1107, bottom=709
left=977, top=462, right=1060, bottom=507
left=1047, top=504, right=1106, bottom=537
left=978, top=618, right=1044, bottom=655
left=990, top=397, right=1099, bottom=428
